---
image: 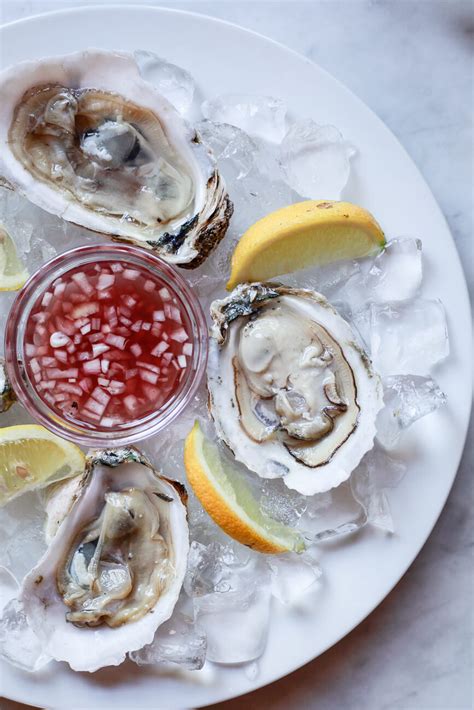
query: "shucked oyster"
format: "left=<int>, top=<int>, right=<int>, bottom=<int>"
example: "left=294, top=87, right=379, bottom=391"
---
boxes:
left=20, top=448, right=189, bottom=672
left=0, top=50, right=233, bottom=267
left=208, top=284, right=383, bottom=495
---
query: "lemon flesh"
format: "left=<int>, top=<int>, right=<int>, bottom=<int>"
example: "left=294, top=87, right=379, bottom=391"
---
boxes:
left=227, top=200, right=386, bottom=290
left=0, top=224, right=29, bottom=291
left=0, top=424, right=85, bottom=505
left=184, top=421, right=305, bottom=554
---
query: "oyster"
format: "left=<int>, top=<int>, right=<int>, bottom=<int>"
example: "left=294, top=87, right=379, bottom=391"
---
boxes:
left=0, top=50, right=233, bottom=268
left=208, top=284, right=383, bottom=495
left=20, top=448, right=189, bottom=672
left=0, top=358, right=15, bottom=413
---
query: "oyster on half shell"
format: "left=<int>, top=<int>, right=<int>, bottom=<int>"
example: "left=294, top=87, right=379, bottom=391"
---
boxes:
left=20, top=448, right=189, bottom=672
left=208, top=284, right=383, bottom=495
left=0, top=50, right=233, bottom=268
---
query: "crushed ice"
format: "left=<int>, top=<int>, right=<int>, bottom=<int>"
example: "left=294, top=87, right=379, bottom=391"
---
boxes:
left=0, top=62, right=450, bottom=674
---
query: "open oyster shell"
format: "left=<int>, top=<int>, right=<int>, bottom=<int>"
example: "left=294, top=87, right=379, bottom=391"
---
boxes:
left=20, top=448, right=189, bottom=672
left=208, top=283, right=383, bottom=495
left=0, top=358, right=15, bottom=413
left=0, top=50, right=233, bottom=268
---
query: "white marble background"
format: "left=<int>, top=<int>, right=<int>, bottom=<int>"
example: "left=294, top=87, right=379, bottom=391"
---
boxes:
left=0, top=1, right=472, bottom=709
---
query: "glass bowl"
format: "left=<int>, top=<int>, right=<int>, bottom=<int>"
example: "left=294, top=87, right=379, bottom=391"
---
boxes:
left=4, top=244, right=208, bottom=447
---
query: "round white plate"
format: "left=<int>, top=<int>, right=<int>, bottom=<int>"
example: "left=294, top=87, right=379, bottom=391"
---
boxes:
left=0, top=5, right=472, bottom=708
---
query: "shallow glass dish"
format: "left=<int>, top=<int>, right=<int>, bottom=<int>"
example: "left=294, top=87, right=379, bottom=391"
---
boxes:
left=4, top=243, right=208, bottom=447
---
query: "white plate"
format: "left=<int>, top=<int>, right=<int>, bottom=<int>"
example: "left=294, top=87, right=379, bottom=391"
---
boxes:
left=0, top=5, right=472, bottom=708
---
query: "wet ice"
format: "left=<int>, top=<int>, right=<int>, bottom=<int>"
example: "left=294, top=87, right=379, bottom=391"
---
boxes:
left=134, top=50, right=195, bottom=115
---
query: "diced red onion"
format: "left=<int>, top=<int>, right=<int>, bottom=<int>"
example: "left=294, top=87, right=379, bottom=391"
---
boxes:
left=97, top=273, right=115, bottom=290
left=91, top=387, right=111, bottom=406
left=57, top=383, right=83, bottom=396
left=151, top=341, right=169, bottom=357
left=71, top=302, right=99, bottom=319
left=123, top=269, right=140, bottom=280
left=46, top=368, right=79, bottom=379
left=122, top=295, right=137, bottom=308
left=83, top=359, right=101, bottom=374
left=139, top=369, right=159, bottom=385
left=41, top=292, right=53, bottom=307
left=55, top=349, right=68, bottom=363
left=92, top=343, right=110, bottom=357
left=124, top=394, right=139, bottom=413
left=72, top=271, right=94, bottom=296
left=170, top=327, right=188, bottom=343
left=79, top=377, right=93, bottom=393
left=105, top=333, right=126, bottom=350
left=137, top=360, right=160, bottom=374
left=159, top=287, right=171, bottom=301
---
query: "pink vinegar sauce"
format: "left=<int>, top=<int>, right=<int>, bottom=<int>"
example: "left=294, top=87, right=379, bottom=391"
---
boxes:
left=24, top=261, right=194, bottom=428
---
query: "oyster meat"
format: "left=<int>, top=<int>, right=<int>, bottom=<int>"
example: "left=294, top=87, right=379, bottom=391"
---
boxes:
left=208, top=284, right=383, bottom=495
left=0, top=50, right=233, bottom=267
left=20, top=448, right=189, bottom=672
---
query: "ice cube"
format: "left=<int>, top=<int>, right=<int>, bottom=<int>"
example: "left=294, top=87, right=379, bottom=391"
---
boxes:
left=130, top=612, right=207, bottom=670
left=349, top=304, right=373, bottom=350
left=196, top=120, right=257, bottom=182
left=0, top=492, right=47, bottom=581
left=0, top=186, right=90, bottom=275
left=227, top=169, right=297, bottom=236
left=134, top=50, right=195, bottom=115
left=0, top=598, right=51, bottom=672
left=369, top=299, right=449, bottom=376
left=376, top=375, right=447, bottom=449
left=267, top=550, right=322, bottom=604
left=358, top=446, right=407, bottom=491
left=259, top=478, right=307, bottom=526
left=204, top=169, right=296, bottom=281
left=0, top=566, right=19, bottom=613
left=351, top=459, right=395, bottom=534
left=184, top=540, right=252, bottom=597
left=194, top=554, right=271, bottom=664
left=201, top=95, right=287, bottom=143
left=365, top=238, right=422, bottom=302
left=280, top=120, right=352, bottom=199
left=280, top=259, right=361, bottom=297
left=298, top=481, right=367, bottom=542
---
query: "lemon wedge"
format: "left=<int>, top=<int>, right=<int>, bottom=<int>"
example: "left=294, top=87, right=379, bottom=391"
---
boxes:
left=0, top=424, right=85, bottom=505
left=0, top=224, right=29, bottom=291
left=227, top=200, right=385, bottom=289
left=184, top=421, right=305, bottom=554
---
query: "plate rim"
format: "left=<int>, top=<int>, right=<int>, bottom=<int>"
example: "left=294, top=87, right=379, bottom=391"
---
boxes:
left=0, top=4, right=472, bottom=708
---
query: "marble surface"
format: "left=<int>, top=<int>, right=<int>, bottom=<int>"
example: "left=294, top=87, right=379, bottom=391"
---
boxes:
left=0, top=1, right=472, bottom=709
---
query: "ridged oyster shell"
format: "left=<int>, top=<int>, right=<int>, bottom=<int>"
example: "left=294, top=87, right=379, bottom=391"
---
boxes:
left=208, top=283, right=383, bottom=495
left=20, top=448, right=189, bottom=672
left=0, top=50, right=233, bottom=268
left=0, top=358, right=15, bottom=413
